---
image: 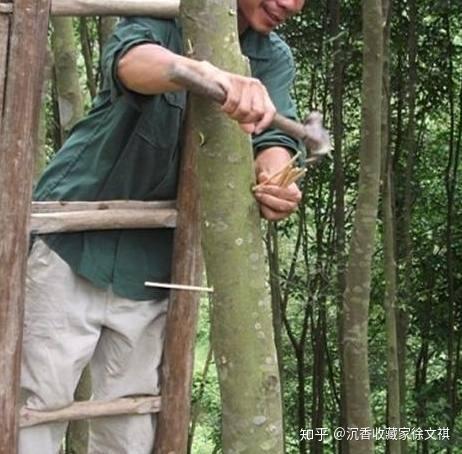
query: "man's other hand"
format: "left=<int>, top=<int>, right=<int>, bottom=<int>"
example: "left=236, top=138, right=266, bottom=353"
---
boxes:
left=253, top=147, right=302, bottom=221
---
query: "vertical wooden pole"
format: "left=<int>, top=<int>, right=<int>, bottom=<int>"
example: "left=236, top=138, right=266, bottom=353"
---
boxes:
left=0, top=0, right=51, bottom=452
left=154, top=105, right=203, bottom=454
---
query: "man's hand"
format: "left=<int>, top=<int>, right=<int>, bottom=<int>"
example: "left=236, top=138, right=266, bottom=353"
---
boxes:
left=253, top=147, right=302, bottom=221
left=198, top=61, right=276, bottom=134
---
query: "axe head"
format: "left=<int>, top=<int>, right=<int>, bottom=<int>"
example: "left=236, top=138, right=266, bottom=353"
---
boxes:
left=303, top=111, right=333, bottom=163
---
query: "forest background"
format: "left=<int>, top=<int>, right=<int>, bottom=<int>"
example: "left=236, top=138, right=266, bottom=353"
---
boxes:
left=38, top=0, right=461, bottom=453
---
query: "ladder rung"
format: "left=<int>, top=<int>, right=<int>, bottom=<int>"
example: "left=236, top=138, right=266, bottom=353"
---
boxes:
left=20, top=396, right=161, bottom=428
left=0, top=1, right=180, bottom=17
left=52, top=0, right=179, bottom=17
left=30, top=208, right=177, bottom=234
left=32, top=200, right=176, bottom=213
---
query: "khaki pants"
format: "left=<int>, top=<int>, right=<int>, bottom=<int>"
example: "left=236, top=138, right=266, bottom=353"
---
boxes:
left=19, top=239, right=168, bottom=454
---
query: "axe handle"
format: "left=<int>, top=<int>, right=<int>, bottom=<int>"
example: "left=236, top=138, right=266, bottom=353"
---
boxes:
left=169, top=65, right=309, bottom=145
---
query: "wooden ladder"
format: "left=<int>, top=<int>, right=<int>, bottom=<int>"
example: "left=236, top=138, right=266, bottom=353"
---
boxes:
left=0, top=1, right=201, bottom=453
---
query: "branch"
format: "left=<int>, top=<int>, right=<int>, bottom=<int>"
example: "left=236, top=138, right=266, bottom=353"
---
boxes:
left=20, top=396, right=161, bottom=428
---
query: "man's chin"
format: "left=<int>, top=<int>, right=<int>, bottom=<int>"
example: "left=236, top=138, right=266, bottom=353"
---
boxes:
left=250, top=21, right=274, bottom=34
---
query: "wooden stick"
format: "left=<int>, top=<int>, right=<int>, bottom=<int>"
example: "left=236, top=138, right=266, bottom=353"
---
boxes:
left=253, top=152, right=301, bottom=190
left=30, top=208, right=177, bottom=234
left=32, top=200, right=176, bottom=213
left=278, top=167, right=295, bottom=187
left=145, top=281, right=214, bottom=293
left=281, top=168, right=307, bottom=188
left=20, top=396, right=161, bottom=428
left=1, top=0, right=181, bottom=17
left=51, top=0, right=179, bottom=16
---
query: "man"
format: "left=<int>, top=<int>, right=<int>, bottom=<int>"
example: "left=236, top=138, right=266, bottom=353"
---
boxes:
left=20, top=0, right=305, bottom=452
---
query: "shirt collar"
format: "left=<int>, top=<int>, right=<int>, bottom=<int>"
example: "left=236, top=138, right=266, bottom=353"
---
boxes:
left=240, top=28, right=272, bottom=60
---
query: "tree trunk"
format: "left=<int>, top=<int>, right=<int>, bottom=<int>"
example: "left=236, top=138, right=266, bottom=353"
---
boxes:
left=180, top=1, right=284, bottom=452
left=267, top=224, right=285, bottom=389
left=65, top=369, right=91, bottom=454
left=79, top=17, right=97, bottom=98
left=443, top=8, right=460, bottom=452
left=98, top=16, right=117, bottom=84
left=328, top=0, right=348, bottom=451
left=51, top=17, right=84, bottom=141
left=310, top=309, right=326, bottom=454
left=396, top=3, right=417, bottom=452
left=415, top=265, right=434, bottom=454
left=36, top=47, right=53, bottom=178
left=381, top=2, right=401, bottom=453
left=50, top=18, right=87, bottom=453
left=99, top=16, right=117, bottom=47
left=266, top=223, right=287, bottom=453
left=342, top=0, right=383, bottom=452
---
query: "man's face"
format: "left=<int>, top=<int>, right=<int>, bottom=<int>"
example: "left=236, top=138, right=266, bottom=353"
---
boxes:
left=238, top=0, right=305, bottom=34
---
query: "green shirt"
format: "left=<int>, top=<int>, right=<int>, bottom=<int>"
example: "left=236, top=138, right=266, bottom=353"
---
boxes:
left=34, top=17, right=301, bottom=300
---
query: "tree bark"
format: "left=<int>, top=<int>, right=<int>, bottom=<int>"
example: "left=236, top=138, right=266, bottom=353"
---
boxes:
left=342, top=0, right=383, bottom=452
left=180, top=1, right=284, bottom=452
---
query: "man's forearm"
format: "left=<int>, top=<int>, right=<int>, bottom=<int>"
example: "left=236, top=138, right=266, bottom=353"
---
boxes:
left=117, top=43, right=276, bottom=134
left=118, top=44, right=203, bottom=95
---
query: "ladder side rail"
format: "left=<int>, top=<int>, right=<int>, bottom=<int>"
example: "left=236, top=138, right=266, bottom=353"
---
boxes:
left=154, top=104, right=203, bottom=454
left=0, top=0, right=51, bottom=452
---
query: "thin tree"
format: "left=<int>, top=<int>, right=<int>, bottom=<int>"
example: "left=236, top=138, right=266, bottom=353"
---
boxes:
left=328, top=0, right=348, bottom=450
left=381, top=1, right=401, bottom=453
left=50, top=17, right=88, bottom=454
left=396, top=3, right=417, bottom=451
left=180, top=0, right=284, bottom=451
left=342, top=0, right=383, bottom=452
left=51, top=17, right=84, bottom=142
left=443, top=6, right=460, bottom=451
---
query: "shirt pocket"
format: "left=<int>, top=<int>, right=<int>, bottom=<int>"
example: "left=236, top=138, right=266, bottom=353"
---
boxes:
left=128, top=91, right=186, bottom=198
left=136, top=90, right=186, bottom=151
